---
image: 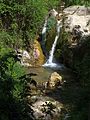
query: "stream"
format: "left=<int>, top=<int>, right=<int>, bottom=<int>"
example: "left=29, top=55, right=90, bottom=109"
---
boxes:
left=28, top=66, right=72, bottom=84
left=27, top=65, right=76, bottom=120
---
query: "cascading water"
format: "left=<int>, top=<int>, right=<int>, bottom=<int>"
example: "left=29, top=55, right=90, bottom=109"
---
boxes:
left=43, top=20, right=64, bottom=68
left=47, top=20, right=61, bottom=64
left=48, top=35, right=59, bottom=64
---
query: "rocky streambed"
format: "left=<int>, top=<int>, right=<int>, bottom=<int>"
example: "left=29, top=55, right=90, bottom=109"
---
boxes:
left=25, top=66, right=76, bottom=120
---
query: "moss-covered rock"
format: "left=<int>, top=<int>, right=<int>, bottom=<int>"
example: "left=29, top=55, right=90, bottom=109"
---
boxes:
left=33, top=40, right=45, bottom=66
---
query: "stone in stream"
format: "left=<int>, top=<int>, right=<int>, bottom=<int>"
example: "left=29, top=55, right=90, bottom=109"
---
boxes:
left=46, top=72, right=63, bottom=89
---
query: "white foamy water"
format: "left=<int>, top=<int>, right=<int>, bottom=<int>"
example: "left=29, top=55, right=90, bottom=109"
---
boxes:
left=42, top=62, right=65, bottom=70
left=47, top=35, right=59, bottom=64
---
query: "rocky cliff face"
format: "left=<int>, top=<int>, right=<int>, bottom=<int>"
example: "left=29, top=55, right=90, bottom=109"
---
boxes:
left=50, top=6, right=90, bottom=43
left=63, top=6, right=90, bottom=44
left=61, top=6, right=90, bottom=68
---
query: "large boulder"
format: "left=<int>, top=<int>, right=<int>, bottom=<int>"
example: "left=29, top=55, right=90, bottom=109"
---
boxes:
left=47, top=72, right=63, bottom=89
left=31, top=99, right=63, bottom=120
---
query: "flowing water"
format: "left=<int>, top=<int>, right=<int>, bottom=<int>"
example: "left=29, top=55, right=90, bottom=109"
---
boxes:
left=28, top=66, right=72, bottom=84
left=43, top=20, right=64, bottom=68
left=48, top=35, right=59, bottom=64
left=42, top=11, right=63, bottom=69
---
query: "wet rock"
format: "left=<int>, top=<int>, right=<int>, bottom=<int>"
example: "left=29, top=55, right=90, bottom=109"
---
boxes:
left=47, top=72, right=63, bottom=89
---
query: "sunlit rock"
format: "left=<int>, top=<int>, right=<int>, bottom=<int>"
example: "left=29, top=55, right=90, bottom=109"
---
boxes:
left=47, top=72, right=63, bottom=89
left=63, top=6, right=90, bottom=43
left=50, top=6, right=90, bottom=44
left=31, top=99, right=63, bottom=120
left=21, top=50, right=31, bottom=66
left=15, top=38, right=45, bottom=67
left=33, top=40, right=45, bottom=66
left=16, top=49, right=32, bottom=67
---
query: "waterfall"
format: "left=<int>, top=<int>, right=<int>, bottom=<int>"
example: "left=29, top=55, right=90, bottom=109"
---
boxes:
left=43, top=20, right=62, bottom=68
left=48, top=35, right=59, bottom=63
left=47, top=20, right=61, bottom=64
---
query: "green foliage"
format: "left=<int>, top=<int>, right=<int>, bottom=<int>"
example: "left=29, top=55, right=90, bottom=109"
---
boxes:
left=0, top=48, right=26, bottom=120
left=0, top=0, right=60, bottom=50
left=46, top=0, right=60, bottom=10
left=47, top=16, right=57, bottom=31
left=0, top=31, right=23, bottom=48
left=64, top=0, right=90, bottom=6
